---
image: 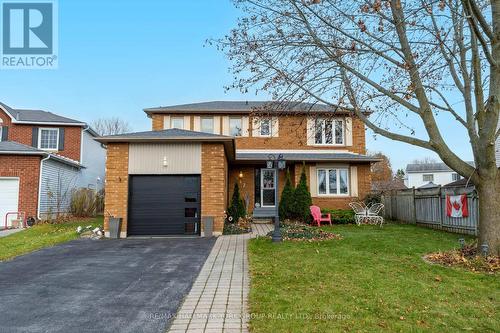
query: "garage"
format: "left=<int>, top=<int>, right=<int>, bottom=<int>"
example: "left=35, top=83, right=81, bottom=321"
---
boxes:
left=128, top=175, right=201, bottom=236
left=0, top=178, right=19, bottom=228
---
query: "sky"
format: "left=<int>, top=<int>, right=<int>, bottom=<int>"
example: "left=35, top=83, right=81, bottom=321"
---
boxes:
left=0, top=0, right=474, bottom=171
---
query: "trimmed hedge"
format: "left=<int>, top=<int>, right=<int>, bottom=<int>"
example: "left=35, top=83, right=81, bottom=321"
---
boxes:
left=321, top=209, right=355, bottom=224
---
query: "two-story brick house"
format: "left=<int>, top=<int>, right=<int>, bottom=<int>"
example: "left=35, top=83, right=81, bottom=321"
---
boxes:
left=97, top=101, right=379, bottom=237
left=0, top=102, right=106, bottom=224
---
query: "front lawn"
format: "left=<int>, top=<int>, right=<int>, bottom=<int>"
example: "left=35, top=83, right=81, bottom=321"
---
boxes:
left=248, top=224, right=499, bottom=332
left=0, top=217, right=103, bottom=261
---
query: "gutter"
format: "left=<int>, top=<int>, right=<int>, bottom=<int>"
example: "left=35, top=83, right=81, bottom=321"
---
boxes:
left=37, top=154, right=50, bottom=220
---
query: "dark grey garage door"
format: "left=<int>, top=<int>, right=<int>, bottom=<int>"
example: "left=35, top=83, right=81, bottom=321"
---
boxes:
left=128, top=175, right=201, bottom=236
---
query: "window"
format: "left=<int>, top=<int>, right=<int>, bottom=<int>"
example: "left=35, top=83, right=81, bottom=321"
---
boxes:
left=200, top=117, right=214, bottom=133
left=260, top=118, right=271, bottom=136
left=39, top=128, right=59, bottom=150
left=314, top=119, right=344, bottom=145
left=317, top=168, right=349, bottom=195
left=171, top=117, right=184, bottom=129
left=0, top=126, right=2, bottom=142
left=452, top=173, right=461, bottom=181
left=229, top=117, right=242, bottom=136
left=422, top=174, right=434, bottom=182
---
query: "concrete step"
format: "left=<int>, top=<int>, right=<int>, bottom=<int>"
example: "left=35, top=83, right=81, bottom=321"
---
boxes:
left=252, top=217, right=273, bottom=224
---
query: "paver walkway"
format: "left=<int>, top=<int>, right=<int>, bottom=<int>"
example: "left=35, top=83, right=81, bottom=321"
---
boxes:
left=168, top=223, right=273, bottom=333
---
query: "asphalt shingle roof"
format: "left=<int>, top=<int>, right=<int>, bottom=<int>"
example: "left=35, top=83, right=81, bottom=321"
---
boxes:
left=0, top=141, right=44, bottom=153
left=98, top=128, right=231, bottom=140
left=235, top=152, right=381, bottom=162
left=144, top=101, right=358, bottom=115
left=0, top=101, right=84, bottom=124
left=406, top=161, right=475, bottom=173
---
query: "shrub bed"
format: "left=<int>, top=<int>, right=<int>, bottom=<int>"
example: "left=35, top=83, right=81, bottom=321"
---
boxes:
left=321, top=209, right=355, bottom=224
left=267, top=221, right=342, bottom=241
left=424, top=244, right=499, bottom=273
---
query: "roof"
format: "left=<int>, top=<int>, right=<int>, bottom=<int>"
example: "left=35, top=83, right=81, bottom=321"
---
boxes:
left=418, top=181, right=440, bottom=189
left=443, top=178, right=475, bottom=188
left=0, top=101, right=86, bottom=126
left=95, top=128, right=233, bottom=142
left=0, top=141, right=82, bottom=168
left=235, top=151, right=381, bottom=163
left=406, top=161, right=474, bottom=173
left=144, top=101, right=362, bottom=115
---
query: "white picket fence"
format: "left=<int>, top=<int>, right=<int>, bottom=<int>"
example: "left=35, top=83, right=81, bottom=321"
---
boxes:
left=381, top=186, right=478, bottom=235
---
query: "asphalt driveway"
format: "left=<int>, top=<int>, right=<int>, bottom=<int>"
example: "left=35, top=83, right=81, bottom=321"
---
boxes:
left=0, top=237, right=216, bottom=333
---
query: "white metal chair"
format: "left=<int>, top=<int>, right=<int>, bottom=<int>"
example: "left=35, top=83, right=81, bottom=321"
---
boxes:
left=349, top=202, right=368, bottom=226
left=366, top=203, right=384, bottom=227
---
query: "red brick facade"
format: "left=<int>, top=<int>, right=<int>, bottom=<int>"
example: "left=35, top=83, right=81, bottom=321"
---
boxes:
left=0, top=155, right=41, bottom=218
left=0, top=109, right=82, bottom=161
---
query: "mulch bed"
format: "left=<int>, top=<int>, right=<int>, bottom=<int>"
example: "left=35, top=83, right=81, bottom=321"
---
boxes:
left=267, top=222, right=342, bottom=242
left=424, top=244, right=499, bottom=273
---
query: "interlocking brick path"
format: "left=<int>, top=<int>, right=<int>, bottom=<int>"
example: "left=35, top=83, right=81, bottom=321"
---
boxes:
left=168, top=224, right=273, bottom=333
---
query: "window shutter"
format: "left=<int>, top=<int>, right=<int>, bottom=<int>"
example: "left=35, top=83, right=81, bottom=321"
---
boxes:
left=306, top=118, right=315, bottom=145
left=309, top=165, right=317, bottom=197
left=251, top=117, right=260, bottom=137
left=1, top=126, right=8, bottom=141
left=271, top=117, right=279, bottom=137
left=345, top=117, right=353, bottom=146
left=213, top=116, right=221, bottom=134
left=32, top=127, right=39, bottom=147
left=350, top=166, right=358, bottom=197
left=58, top=128, right=65, bottom=151
left=193, top=116, right=201, bottom=131
left=241, top=116, right=249, bottom=137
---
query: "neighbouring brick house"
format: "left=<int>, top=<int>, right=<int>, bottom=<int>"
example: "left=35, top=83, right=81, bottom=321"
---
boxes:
left=97, top=101, right=380, bottom=237
left=0, top=102, right=106, bottom=224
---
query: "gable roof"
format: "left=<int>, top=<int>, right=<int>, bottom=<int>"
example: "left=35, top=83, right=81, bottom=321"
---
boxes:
left=0, top=101, right=86, bottom=126
left=406, top=161, right=474, bottom=173
left=144, top=101, right=362, bottom=116
left=96, top=128, right=232, bottom=141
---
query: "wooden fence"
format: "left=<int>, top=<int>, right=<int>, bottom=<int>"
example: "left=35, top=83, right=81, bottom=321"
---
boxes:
left=381, top=186, right=479, bottom=235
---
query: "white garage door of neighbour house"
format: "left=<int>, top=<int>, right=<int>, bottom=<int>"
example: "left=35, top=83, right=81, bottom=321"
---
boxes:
left=0, top=178, right=20, bottom=229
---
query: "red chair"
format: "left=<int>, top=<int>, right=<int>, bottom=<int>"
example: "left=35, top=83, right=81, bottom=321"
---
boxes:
left=309, top=205, right=332, bottom=227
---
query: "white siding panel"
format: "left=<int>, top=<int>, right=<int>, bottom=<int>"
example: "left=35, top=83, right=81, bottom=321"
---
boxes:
left=345, top=117, right=353, bottom=146
left=163, top=115, right=170, bottom=130
left=350, top=166, right=358, bottom=197
left=213, top=116, right=221, bottom=134
left=40, top=159, right=80, bottom=216
left=129, top=143, right=201, bottom=174
left=241, top=116, right=249, bottom=137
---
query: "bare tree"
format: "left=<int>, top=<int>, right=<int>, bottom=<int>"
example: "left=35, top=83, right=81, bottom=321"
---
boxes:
left=91, top=117, right=132, bottom=136
left=218, top=0, right=500, bottom=254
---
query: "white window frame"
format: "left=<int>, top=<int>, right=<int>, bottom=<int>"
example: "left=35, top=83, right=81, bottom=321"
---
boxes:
left=229, top=117, right=242, bottom=136
left=171, top=117, right=184, bottom=129
left=314, top=119, right=344, bottom=145
left=317, top=168, right=350, bottom=196
left=422, top=174, right=434, bottom=182
left=451, top=173, right=461, bottom=181
left=38, top=128, right=59, bottom=151
left=200, top=117, right=214, bottom=134
left=0, top=126, right=2, bottom=142
left=259, top=118, right=271, bottom=137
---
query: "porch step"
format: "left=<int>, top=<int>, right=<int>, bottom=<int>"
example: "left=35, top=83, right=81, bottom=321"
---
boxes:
left=252, top=207, right=276, bottom=223
left=252, top=217, right=273, bottom=224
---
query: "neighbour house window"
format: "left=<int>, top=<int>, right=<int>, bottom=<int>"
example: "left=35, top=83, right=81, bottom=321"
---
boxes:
left=452, top=173, right=461, bottom=181
left=200, top=117, right=214, bottom=133
left=39, top=128, right=59, bottom=150
left=422, top=174, right=434, bottom=182
left=317, top=168, right=349, bottom=195
left=260, top=118, right=271, bottom=136
left=229, top=117, right=242, bottom=136
left=171, top=117, right=184, bottom=129
left=314, top=119, right=344, bottom=145
left=0, top=126, right=2, bottom=142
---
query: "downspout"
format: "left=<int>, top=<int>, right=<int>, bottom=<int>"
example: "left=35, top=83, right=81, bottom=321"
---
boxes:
left=37, top=154, right=51, bottom=220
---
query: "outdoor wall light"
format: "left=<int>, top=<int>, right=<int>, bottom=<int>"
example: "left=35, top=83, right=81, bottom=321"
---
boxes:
left=239, top=171, right=244, bottom=179
left=163, top=156, right=168, bottom=167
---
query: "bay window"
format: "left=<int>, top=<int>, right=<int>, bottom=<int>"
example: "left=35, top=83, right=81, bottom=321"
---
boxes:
left=315, top=119, right=344, bottom=145
left=317, top=168, right=349, bottom=195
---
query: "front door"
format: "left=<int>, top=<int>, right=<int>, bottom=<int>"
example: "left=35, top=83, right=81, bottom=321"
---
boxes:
left=261, top=169, right=276, bottom=207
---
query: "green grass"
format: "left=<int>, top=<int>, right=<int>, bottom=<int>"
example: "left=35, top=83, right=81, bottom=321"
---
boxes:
left=248, top=223, right=499, bottom=332
left=0, top=216, right=103, bottom=261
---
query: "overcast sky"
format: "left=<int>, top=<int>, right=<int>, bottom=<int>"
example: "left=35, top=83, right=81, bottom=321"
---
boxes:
left=0, top=0, right=473, bottom=171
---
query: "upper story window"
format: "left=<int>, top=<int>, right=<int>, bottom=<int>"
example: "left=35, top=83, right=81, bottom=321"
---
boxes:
left=260, top=118, right=271, bottom=137
left=422, top=174, right=434, bottom=182
left=39, top=128, right=59, bottom=150
left=315, top=119, right=344, bottom=145
left=200, top=117, right=214, bottom=134
left=317, top=168, right=349, bottom=195
left=171, top=117, right=184, bottom=129
left=229, top=117, right=242, bottom=136
left=452, top=173, right=461, bottom=181
left=0, top=126, right=3, bottom=142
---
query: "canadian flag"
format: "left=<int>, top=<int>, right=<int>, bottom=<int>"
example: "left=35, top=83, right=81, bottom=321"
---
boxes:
left=446, top=194, right=468, bottom=218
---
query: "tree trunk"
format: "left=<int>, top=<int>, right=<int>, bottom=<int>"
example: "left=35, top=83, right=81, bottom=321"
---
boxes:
left=477, top=176, right=500, bottom=256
